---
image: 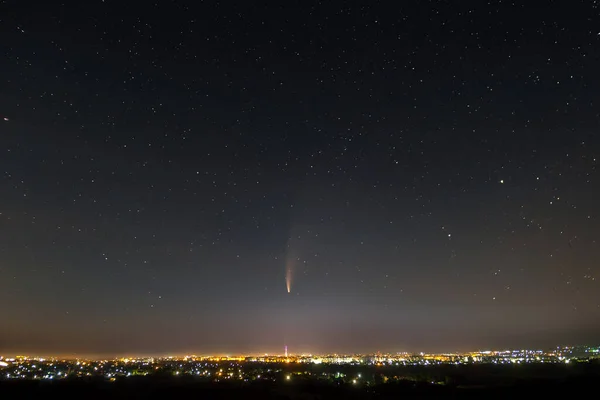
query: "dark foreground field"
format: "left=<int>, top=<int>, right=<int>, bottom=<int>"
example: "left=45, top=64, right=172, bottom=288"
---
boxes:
left=0, top=376, right=596, bottom=399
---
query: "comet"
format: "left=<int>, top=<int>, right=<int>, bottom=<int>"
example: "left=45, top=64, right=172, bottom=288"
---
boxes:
left=285, top=262, right=292, bottom=293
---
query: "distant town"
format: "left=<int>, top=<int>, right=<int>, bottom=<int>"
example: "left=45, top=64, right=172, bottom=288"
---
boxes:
left=1, top=345, right=598, bottom=383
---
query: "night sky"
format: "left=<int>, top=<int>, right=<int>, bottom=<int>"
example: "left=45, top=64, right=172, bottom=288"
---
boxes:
left=1, top=0, right=600, bottom=357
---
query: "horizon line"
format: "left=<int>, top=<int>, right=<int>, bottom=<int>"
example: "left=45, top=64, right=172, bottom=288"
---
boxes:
left=1, top=343, right=593, bottom=361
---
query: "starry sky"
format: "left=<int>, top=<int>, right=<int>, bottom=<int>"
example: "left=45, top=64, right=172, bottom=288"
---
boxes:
left=1, top=0, right=599, bottom=357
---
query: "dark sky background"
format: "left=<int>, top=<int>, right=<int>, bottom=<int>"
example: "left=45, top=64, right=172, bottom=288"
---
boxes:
left=1, top=0, right=599, bottom=357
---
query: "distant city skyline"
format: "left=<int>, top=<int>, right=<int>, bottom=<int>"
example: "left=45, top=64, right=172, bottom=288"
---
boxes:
left=2, top=343, right=599, bottom=361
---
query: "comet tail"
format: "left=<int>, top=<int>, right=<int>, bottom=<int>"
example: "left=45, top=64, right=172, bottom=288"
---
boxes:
left=285, top=264, right=292, bottom=293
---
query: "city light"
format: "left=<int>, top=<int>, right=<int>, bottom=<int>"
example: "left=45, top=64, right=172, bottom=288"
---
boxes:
left=0, top=345, right=596, bottom=386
